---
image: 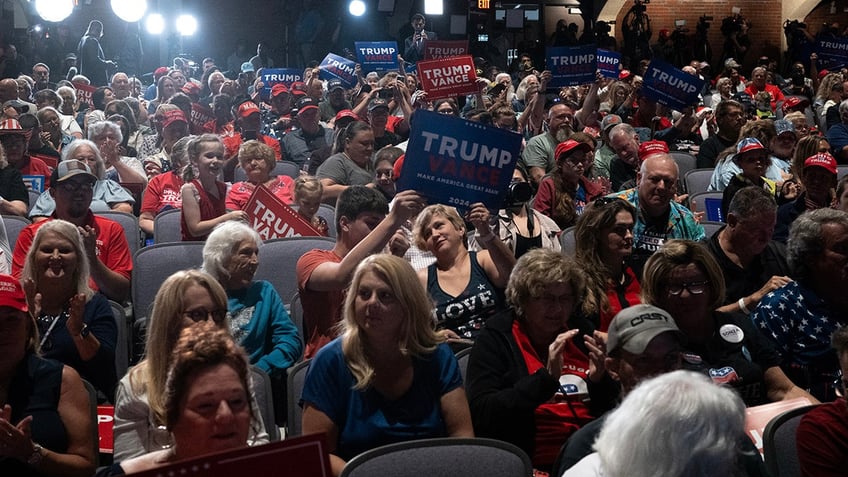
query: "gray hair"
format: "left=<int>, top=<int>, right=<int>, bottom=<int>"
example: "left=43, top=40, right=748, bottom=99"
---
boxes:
left=201, top=221, right=262, bottom=283
left=87, top=120, right=123, bottom=144
left=56, top=85, right=76, bottom=104
left=839, top=99, right=848, bottom=114
left=61, top=139, right=106, bottom=179
left=594, top=370, right=746, bottom=477
left=609, top=122, right=637, bottom=141
left=788, top=208, right=848, bottom=281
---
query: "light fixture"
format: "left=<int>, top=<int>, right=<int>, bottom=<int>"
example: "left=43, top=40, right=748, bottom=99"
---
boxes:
left=568, top=7, right=581, bottom=14
left=111, top=0, right=148, bottom=23
left=424, top=0, right=443, bottom=15
left=176, top=14, right=198, bottom=36
left=34, top=0, right=74, bottom=22
left=349, top=0, right=366, bottom=16
left=145, top=13, right=165, bottom=34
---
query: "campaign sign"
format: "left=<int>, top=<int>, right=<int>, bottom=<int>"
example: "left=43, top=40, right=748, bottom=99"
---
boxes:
left=318, top=53, right=357, bottom=89
left=745, top=397, right=813, bottom=455
left=245, top=185, right=322, bottom=239
left=22, top=175, right=45, bottom=193
left=597, top=48, right=621, bottom=79
left=260, top=68, right=304, bottom=101
left=355, top=41, right=399, bottom=73
left=396, top=110, right=522, bottom=211
left=546, top=45, right=597, bottom=88
left=816, top=37, right=848, bottom=70
left=130, top=433, right=332, bottom=477
left=97, top=405, right=114, bottom=454
left=416, top=55, right=478, bottom=100
left=642, top=59, right=705, bottom=110
left=423, top=40, right=470, bottom=60
left=190, top=103, right=214, bottom=131
left=73, top=82, right=97, bottom=109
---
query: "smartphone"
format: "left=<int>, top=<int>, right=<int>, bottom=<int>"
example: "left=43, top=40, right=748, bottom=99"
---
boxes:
left=489, top=83, right=506, bottom=97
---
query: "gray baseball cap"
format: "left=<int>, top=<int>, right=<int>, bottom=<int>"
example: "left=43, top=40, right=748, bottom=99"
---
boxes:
left=607, top=304, right=683, bottom=355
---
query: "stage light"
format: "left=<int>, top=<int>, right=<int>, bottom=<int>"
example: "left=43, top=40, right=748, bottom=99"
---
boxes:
left=111, top=0, right=148, bottom=23
left=424, top=0, right=443, bottom=15
left=176, top=14, right=198, bottom=36
left=349, top=0, right=366, bottom=16
left=145, top=13, right=165, bottom=35
left=35, top=0, right=74, bottom=22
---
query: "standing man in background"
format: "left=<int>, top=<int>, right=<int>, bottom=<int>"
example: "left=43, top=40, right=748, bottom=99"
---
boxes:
left=77, top=20, right=116, bottom=86
left=403, top=13, right=437, bottom=64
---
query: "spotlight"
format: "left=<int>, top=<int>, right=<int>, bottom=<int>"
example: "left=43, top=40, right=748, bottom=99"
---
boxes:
left=349, top=0, right=366, bottom=16
left=424, top=0, right=443, bottom=15
left=35, top=0, right=74, bottom=22
left=176, top=14, right=198, bottom=36
left=111, top=0, right=148, bottom=23
left=145, top=13, right=165, bottom=35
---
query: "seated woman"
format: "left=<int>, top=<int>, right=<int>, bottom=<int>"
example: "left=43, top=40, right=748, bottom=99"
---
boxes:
left=469, top=166, right=561, bottom=258
left=301, top=254, right=474, bottom=476
left=98, top=322, right=256, bottom=476
left=316, top=121, right=375, bottom=204
left=641, top=239, right=816, bottom=407
left=466, top=248, right=595, bottom=472
left=21, top=220, right=117, bottom=401
left=88, top=120, right=147, bottom=186
left=138, top=135, right=192, bottom=236
left=180, top=134, right=247, bottom=241
left=413, top=203, right=515, bottom=343
left=30, top=141, right=135, bottom=221
left=112, top=270, right=268, bottom=460
left=574, top=197, right=641, bottom=331
left=202, top=221, right=302, bottom=415
left=533, top=139, right=605, bottom=229
left=226, top=140, right=295, bottom=210
left=0, top=274, right=96, bottom=477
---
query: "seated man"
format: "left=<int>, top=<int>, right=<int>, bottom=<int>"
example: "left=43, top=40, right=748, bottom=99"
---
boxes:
left=608, top=153, right=705, bottom=275
left=296, top=186, right=425, bottom=358
left=707, top=186, right=791, bottom=313
left=12, top=160, right=132, bottom=303
left=797, top=325, right=848, bottom=477
left=752, top=208, right=848, bottom=401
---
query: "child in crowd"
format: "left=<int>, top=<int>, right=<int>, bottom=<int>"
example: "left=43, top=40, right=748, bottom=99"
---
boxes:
left=373, top=146, right=403, bottom=200
left=180, top=134, right=247, bottom=241
left=294, top=175, right=329, bottom=236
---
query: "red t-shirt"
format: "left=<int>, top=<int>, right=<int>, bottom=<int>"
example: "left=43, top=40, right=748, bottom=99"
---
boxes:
left=180, top=180, right=227, bottom=241
left=19, top=155, right=53, bottom=189
left=225, top=176, right=295, bottom=211
left=12, top=212, right=133, bottom=290
left=600, top=266, right=642, bottom=331
left=744, top=83, right=785, bottom=112
left=296, top=248, right=344, bottom=359
left=797, top=400, right=848, bottom=477
left=141, top=171, right=184, bottom=214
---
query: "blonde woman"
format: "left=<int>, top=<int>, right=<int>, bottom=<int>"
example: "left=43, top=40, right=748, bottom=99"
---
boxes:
left=301, top=254, right=473, bottom=476
left=112, top=270, right=268, bottom=460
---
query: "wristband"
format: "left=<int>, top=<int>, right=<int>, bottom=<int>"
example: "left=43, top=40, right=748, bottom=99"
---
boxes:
left=738, top=297, right=751, bottom=315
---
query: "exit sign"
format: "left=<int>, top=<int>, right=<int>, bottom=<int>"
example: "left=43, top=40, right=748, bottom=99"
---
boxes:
left=478, top=0, right=490, bottom=8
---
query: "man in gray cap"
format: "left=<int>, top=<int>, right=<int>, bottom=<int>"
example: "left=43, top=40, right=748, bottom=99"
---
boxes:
left=593, top=114, right=622, bottom=180
left=557, top=304, right=684, bottom=471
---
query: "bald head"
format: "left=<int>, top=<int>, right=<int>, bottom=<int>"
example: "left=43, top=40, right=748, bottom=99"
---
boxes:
left=638, top=154, right=679, bottom=216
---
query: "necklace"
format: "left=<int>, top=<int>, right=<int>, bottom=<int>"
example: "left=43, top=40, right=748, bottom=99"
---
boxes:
left=37, top=311, right=67, bottom=349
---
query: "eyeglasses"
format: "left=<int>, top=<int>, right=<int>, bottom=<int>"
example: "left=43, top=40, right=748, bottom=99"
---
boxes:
left=57, top=181, right=94, bottom=193
left=182, top=309, right=227, bottom=323
left=666, top=280, right=709, bottom=296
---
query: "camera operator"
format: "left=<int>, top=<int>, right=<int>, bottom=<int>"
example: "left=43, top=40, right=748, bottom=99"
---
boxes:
left=720, top=11, right=751, bottom=65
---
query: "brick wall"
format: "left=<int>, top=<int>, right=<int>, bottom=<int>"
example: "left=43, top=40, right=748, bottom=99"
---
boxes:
left=613, top=0, right=848, bottom=74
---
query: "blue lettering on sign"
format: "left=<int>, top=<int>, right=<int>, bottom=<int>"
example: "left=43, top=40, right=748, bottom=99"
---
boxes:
left=641, top=59, right=705, bottom=110
left=546, top=45, right=598, bottom=88
left=355, top=41, right=400, bottom=72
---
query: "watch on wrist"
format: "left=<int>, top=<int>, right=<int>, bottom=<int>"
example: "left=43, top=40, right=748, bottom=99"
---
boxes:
left=27, top=443, right=44, bottom=467
left=79, top=324, right=90, bottom=338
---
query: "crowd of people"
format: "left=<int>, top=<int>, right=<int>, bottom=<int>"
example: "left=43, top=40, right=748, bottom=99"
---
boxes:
left=1, top=11, right=848, bottom=477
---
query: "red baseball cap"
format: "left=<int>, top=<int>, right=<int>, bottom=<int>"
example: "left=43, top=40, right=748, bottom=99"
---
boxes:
left=161, top=109, right=188, bottom=129
left=271, top=83, right=289, bottom=98
left=182, top=82, right=200, bottom=95
left=783, top=96, right=809, bottom=111
left=555, top=140, right=591, bottom=160
left=804, top=153, right=837, bottom=175
left=237, top=101, right=260, bottom=118
left=0, top=274, right=27, bottom=312
left=638, top=140, right=670, bottom=160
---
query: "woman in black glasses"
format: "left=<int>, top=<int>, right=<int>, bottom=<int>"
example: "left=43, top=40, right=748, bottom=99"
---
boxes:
left=640, top=239, right=815, bottom=407
left=112, top=270, right=269, bottom=460
left=21, top=219, right=117, bottom=401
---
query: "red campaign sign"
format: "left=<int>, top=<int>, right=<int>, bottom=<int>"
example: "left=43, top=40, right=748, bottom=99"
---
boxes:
left=73, top=82, right=97, bottom=109
left=417, top=55, right=478, bottom=100
left=423, top=40, right=470, bottom=60
left=244, top=185, right=322, bottom=239
left=97, top=405, right=114, bottom=454
left=190, top=103, right=214, bottom=131
left=744, top=397, right=812, bottom=455
left=130, top=433, right=332, bottom=477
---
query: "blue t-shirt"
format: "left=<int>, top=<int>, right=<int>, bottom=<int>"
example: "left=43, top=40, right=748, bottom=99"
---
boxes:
left=301, top=339, right=462, bottom=460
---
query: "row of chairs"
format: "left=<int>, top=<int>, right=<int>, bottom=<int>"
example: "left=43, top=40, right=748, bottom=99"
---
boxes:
left=683, top=164, right=848, bottom=197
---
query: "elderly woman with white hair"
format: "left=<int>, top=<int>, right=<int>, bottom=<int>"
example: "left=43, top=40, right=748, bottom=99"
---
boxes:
left=563, top=370, right=749, bottom=477
left=87, top=120, right=147, bottom=185
left=30, top=139, right=135, bottom=221
left=202, top=221, right=302, bottom=382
